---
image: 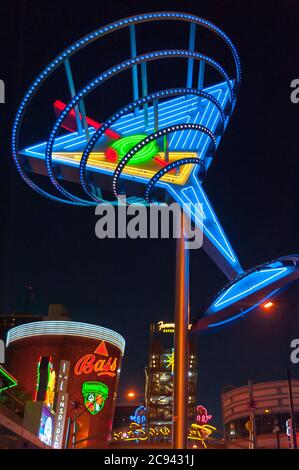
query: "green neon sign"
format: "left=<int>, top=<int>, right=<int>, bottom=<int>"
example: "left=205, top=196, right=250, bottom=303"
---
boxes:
left=107, top=134, right=159, bottom=165
left=0, top=365, right=18, bottom=393
left=82, top=381, right=109, bottom=415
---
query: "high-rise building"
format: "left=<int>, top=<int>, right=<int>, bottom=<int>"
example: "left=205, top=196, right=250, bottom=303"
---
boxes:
left=145, top=321, right=197, bottom=431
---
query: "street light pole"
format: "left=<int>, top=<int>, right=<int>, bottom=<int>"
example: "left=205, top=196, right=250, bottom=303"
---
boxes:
left=273, top=417, right=281, bottom=449
left=172, top=214, right=189, bottom=449
left=248, top=380, right=257, bottom=449
left=287, top=369, right=298, bottom=449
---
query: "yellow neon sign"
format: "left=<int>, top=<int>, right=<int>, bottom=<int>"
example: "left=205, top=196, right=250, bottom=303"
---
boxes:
left=157, top=321, right=192, bottom=333
left=53, top=152, right=198, bottom=186
left=112, top=422, right=216, bottom=448
left=166, top=351, right=174, bottom=373
left=188, top=423, right=216, bottom=448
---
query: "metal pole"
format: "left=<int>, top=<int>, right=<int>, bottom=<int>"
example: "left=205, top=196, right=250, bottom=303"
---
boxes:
left=64, top=417, right=71, bottom=449
left=164, top=135, right=169, bottom=162
left=141, top=62, right=148, bottom=128
left=72, top=410, right=78, bottom=449
left=129, top=24, right=139, bottom=112
left=172, top=213, right=189, bottom=449
left=78, top=100, right=90, bottom=141
left=197, top=61, right=205, bottom=90
left=24, top=285, right=33, bottom=312
left=64, top=58, right=83, bottom=135
left=287, top=369, right=298, bottom=449
left=64, top=58, right=90, bottom=140
left=197, top=60, right=205, bottom=111
left=276, top=430, right=280, bottom=449
left=272, top=415, right=281, bottom=449
left=248, top=380, right=257, bottom=449
left=187, top=23, right=196, bottom=88
left=154, top=98, right=159, bottom=132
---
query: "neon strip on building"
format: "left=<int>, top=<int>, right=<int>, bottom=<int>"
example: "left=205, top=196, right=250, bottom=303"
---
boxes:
left=6, top=321, right=125, bottom=355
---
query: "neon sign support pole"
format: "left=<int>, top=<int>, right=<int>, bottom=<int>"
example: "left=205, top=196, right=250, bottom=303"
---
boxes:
left=64, top=417, right=71, bottom=449
left=78, top=100, right=90, bottom=141
left=187, top=23, right=196, bottom=88
left=197, top=54, right=205, bottom=110
left=198, top=61, right=205, bottom=90
left=72, top=408, right=78, bottom=449
left=164, top=135, right=169, bottom=162
left=172, top=213, right=189, bottom=449
left=64, top=58, right=89, bottom=140
left=129, top=24, right=139, bottom=112
left=64, top=58, right=83, bottom=135
left=287, top=369, right=298, bottom=449
left=154, top=98, right=159, bottom=132
left=248, top=380, right=257, bottom=449
left=141, top=62, right=148, bottom=128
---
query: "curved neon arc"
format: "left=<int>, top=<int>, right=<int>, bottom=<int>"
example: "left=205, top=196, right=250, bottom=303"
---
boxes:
left=214, top=267, right=288, bottom=309
left=207, top=288, right=281, bottom=329
left=112, top=123, right=216, bottom=198
left=145, top=158, right=205, bottom=203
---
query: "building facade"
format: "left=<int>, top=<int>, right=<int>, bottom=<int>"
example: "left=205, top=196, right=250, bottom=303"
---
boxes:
left=222, top=380, right=299, bottom=449
left=6, top=321, right=125, bottom=448
left=146, top=322, right=197, bottom=433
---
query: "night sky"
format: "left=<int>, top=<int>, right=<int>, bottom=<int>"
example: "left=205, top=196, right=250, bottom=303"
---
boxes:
left=1, top=0, right=299, bottom=428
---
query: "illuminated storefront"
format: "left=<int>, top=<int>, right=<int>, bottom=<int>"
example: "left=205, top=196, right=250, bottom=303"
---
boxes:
left=6, top=321, right=125, bottom=448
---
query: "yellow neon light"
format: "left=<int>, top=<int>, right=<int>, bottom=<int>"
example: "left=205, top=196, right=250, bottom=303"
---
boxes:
left=52, top=152, right=198, bottom=186
left=157, top=321, right=192, bottom=332
left=188, top=424, right=216, bottom=448
left=157, top=321, right=175, bottom=332
left=166, top=351, right=174, bottom=373
left=45, top=369, right=56, bottom=409
left=112, top=422, right=216, bottom=448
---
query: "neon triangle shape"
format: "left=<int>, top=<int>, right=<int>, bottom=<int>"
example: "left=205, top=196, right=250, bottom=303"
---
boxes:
left=94, top=340, right=108, bottom=356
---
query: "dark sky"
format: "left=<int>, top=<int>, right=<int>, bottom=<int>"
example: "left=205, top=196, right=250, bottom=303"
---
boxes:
left=1, top=0, right=299, bottom=428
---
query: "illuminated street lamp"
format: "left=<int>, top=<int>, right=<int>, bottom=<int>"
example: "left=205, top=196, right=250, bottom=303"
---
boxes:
left=262, top=301, right=275, bottom=310
left=127, top=391, right=136, bottom=400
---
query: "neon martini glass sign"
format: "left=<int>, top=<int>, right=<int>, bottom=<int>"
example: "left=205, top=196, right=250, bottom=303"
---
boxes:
left=12, top=12, right=299, bottom=328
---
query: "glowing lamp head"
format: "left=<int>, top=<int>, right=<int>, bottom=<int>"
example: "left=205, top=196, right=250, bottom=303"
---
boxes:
left=127, top=391, right=135, bottom=399
left=262, top=301, right=274, bottom=310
